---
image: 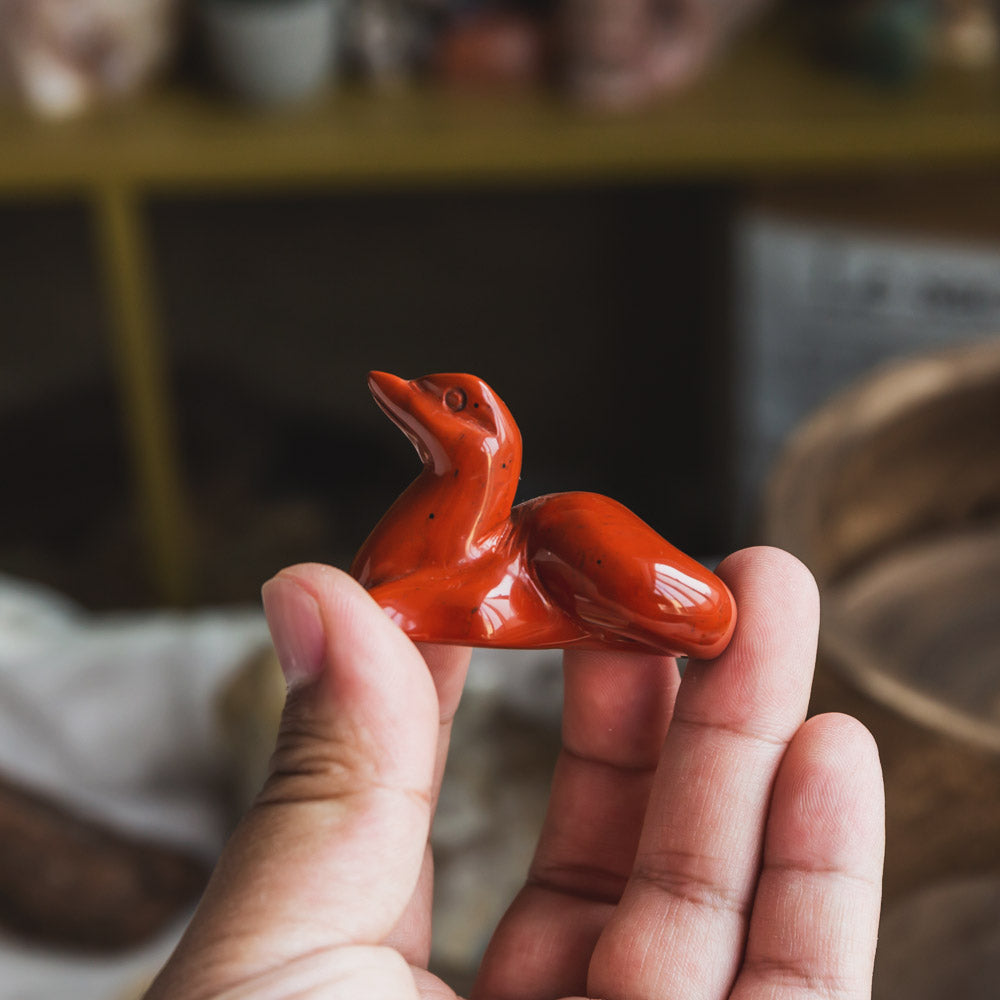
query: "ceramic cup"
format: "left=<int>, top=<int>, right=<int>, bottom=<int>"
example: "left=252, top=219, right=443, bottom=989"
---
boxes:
left=201, top=0, right=339, bottom=105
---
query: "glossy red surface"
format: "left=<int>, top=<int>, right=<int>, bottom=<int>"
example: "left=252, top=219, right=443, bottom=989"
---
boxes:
left=351, top=372, right=736, bottom=659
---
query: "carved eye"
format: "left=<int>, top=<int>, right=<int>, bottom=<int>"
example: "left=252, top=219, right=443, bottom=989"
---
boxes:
left=444, top=387, right=467, bottom=412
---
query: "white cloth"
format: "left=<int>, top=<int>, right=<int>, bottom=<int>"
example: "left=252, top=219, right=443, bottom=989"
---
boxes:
left=0, top=573, right=271, bottom=999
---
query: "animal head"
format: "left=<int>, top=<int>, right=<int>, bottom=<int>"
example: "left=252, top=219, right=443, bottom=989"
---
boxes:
left=367, top=371, right=521, bottom=474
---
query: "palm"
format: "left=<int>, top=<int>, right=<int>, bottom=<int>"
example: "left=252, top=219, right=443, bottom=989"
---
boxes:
left=146, top=548, right=882, bottom=1000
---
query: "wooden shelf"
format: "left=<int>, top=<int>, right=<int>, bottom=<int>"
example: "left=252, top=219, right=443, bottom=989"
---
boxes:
left=2, top=33, right=1000, bottom=194
left=4, top=28, right=999, bottom=605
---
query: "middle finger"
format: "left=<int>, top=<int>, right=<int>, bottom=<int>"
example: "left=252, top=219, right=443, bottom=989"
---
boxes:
left=589, top=546, right=820, bottom=1000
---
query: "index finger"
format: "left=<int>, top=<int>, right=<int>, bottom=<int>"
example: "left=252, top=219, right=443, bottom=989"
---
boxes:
left=474, top=646, right=681, bottom=999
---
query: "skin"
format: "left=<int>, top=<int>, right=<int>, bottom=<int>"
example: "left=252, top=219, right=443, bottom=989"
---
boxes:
left=145, top=546, right=884, bottom=1000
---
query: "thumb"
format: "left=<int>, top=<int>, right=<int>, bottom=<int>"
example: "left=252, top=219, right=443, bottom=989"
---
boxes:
left=152, top=564, right=439, bottom=993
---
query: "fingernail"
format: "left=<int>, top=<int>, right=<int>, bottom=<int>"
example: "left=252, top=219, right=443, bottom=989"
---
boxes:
left=261, top=575, right=325, bottom=688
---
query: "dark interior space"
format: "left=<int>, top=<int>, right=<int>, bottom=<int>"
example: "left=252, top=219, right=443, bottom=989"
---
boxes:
left=0, top=183, right=735, bottom=609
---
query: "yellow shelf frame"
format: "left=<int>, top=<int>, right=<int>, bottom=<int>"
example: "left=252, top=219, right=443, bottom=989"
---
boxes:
left=2, top=32, right=998, bottom=603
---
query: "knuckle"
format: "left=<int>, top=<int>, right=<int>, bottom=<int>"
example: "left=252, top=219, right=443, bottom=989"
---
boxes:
left=630, top=850, right=749, bottom=919
left=742, top=953, right=857, bottom=998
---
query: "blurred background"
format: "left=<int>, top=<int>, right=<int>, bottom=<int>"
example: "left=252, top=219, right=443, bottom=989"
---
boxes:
left=0, top=0, right=999, bottom=997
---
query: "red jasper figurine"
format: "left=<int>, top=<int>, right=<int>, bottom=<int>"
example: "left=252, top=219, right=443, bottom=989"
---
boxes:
left=351, top=372, right=736, bottom=659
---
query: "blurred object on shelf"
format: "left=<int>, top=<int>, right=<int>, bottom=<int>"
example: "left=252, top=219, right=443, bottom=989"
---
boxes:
left=795, top=0, right=998, bottom=84
left=558, top=0, right=769, bottom=107
left=434, top=6, right=548, bottom=89
left=933, top=0, right=999, bottom=68
left=199, top=0, right=340, bottom=105
left=342, top=0, right=451, bottom=85
left=0, top=0, right=179, bottom=118
left=874, top=874, right=1000, bottom=1000
left=763, top=338, right=1000, bottom=902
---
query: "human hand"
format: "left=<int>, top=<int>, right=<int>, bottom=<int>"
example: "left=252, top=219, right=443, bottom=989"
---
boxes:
left=145, top=546, right=883, bottom=999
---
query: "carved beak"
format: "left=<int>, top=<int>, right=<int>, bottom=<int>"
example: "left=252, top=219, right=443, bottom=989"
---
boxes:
left=368, top=371, right=413, bottom=425
left=368, top=371, right=450, bottom=471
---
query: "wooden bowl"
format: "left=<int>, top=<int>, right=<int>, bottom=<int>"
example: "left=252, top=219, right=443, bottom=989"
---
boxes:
left=873, top=874, right=1000, bottom=1000
left=763, top=338, right=1000, bottom=900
